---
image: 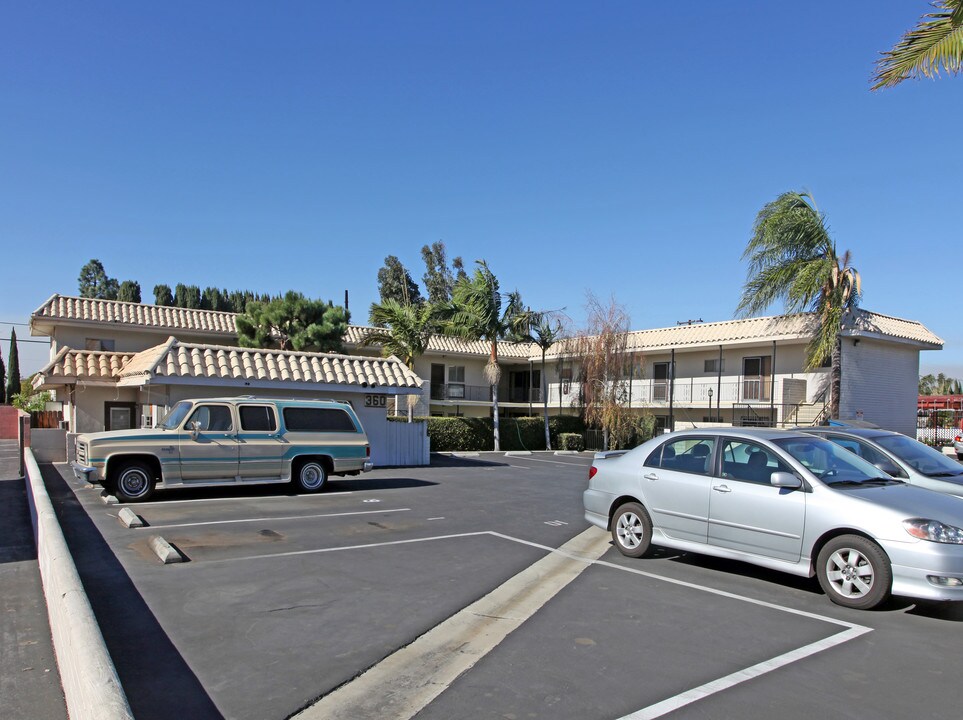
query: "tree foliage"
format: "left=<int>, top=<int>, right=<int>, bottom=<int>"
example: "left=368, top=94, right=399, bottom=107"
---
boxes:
left=522, top=311, right=566, bottom=450
left=236, top=291, right=349, bottom=352
left=78, top=259, right=119, bottom=299
left=375, top=255, right=422, bottom=311
left=0, top=344, right=6, bottom=404
left=873, top=0, right=963, bottom=89
left=6, top=329, right=20, bottom=404
left=174, top=283, right=202, bottom=309
left=574, top=294, right=636, bottom=450
left=920, top=372, right=963, bottom=395
left=421, top=241, right=466, bottom=305
left=154, top=284, right=174, bottom=306
left=117, top=280, right=142, bottom=303
left=440, top=260, right=529, bottom=451
left=737, top=191, right=860, bottom=419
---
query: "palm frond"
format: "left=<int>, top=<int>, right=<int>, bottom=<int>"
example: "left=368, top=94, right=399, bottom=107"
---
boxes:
left=873, top=0, right=963, bottom=89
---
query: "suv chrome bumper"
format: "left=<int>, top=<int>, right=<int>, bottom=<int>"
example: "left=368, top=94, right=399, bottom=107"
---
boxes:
left=71, top=462, right=103, bottom=484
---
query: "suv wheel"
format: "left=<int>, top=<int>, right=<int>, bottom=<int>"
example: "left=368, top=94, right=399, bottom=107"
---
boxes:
left=113, top=461, right=156, bottom=503
left=294, top=460, right=328, bottom=492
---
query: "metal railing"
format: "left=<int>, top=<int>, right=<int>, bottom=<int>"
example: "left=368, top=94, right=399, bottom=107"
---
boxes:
left=430, top=383, right=545, bottom=404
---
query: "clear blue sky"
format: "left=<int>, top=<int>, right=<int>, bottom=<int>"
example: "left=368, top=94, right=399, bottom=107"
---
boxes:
left=2, top=2, right=960, bottom=379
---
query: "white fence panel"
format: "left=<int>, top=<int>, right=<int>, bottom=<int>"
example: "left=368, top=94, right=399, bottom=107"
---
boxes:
left=376, top=420, right=430, bottom=467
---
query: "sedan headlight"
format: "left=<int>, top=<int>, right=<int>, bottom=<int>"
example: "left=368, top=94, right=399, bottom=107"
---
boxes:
left=903, top=518, right=963, bottom=544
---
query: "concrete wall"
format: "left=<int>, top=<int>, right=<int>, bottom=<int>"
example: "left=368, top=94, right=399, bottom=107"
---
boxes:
left=30, top=429, right=68, bottom=462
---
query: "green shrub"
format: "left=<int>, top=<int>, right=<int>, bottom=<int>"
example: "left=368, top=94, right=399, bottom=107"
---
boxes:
left=559, top=433, right=584, bottom=452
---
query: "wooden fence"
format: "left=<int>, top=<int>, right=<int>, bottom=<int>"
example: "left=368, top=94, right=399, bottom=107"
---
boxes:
left=30, top=411, right=64, bottom=429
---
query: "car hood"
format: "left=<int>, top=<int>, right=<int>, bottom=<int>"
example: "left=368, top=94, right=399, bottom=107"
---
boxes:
left=838, top=482, right=963, bottom=523
left=79, top=428, right=168, bottom=444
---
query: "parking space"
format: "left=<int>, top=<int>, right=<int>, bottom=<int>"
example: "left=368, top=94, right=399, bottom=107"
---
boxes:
left=43, top=453, right=963, bottom=720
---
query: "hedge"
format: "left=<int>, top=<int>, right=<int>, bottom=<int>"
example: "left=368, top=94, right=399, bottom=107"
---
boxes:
left=390, top=415, right=586, bottom=452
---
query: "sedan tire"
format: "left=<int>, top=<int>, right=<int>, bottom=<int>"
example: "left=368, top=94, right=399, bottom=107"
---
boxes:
left=816, top=534, right=892, bottom=610
left=611, top=502, right=654, bottom=558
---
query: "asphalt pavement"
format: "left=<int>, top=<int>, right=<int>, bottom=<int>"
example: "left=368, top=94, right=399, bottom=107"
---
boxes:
left=0, top=439, right=67, bottom=720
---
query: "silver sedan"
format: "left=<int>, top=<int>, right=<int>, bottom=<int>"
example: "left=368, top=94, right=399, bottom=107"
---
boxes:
left=584, top=427, right=963, bottom=610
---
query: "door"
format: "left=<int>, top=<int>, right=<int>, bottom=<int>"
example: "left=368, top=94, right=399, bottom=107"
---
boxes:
left=236, top=404, right=285, bottom=480
left=653, top=362, right=670, bottom=402
left=430, top=364, right=445, bottom=400
left=640, top=437, right=714, bottom=544
left=742, top=356, right=771, bottom=402
left=178, top=403, right=240, bottom=482
left=708, top=439, right=805, bottom=562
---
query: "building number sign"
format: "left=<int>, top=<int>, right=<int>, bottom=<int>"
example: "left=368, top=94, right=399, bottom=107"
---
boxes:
left=364, top=394, right=387, bottom=408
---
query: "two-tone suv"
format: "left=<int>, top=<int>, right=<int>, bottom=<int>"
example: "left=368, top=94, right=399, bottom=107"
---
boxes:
left=72, top=396, right=372, bottom=502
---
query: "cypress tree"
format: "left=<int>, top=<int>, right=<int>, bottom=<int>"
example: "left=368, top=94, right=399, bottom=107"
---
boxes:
left=6, top=329, right=20, bottom=403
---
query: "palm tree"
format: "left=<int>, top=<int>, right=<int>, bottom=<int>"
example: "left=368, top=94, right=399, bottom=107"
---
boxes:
left=920, top=372, right=963, bottom=395
left=525, top=312, right=565, bottom=450
left=736, top=191, right=861, bottom=420
left=872, top=0, right=963, bottom=90
left=441, top=260, right=530, bottom=451
left=360, top=299, right=436, bottom=420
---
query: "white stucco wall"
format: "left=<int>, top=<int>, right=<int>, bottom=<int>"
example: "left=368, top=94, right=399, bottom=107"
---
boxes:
left=841, top=338, right=919, bottom=436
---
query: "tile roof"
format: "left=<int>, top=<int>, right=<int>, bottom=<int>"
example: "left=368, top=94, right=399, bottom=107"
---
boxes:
left=32, top=294, right=237, bottom=335
left=542, top=310, right=942, bottom=358
left=342, top=324, right=537, bottom=358
left=35, top=347, right=137, bottom=385
left=36, top=339, right=421, bottom=391
left=120, top=339, right=422, bottom=389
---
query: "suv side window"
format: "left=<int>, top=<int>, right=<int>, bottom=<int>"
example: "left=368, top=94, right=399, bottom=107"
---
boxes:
left=283, top=407, right=358, bottom=432
left=645, top=438, right=716, bottom=476
left=187, top=405, right=234, bottom=432
left=239, top=405, right=277, bottom=432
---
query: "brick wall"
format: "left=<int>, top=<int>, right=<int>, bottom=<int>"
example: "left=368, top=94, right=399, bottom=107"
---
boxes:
left=0, top=406, right=27, bottom=440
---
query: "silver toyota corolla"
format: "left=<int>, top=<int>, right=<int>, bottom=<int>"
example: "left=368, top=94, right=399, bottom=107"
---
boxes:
left=583, top=427, right=963, bottom=609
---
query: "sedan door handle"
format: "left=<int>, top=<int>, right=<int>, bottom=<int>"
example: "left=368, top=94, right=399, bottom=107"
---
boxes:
left=643, top=473, right=659, bottom=481
left=713, top=484, right=732, bottom=493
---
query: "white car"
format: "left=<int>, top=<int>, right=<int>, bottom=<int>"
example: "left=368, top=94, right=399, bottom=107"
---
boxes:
left=584, top=428, right=963, bottom=610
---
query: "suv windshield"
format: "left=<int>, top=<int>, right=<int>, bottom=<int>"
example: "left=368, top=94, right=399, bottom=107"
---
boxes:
left=157, top=401, right=193, bottom=430
left=773, top=436, right=897, bottom=486
left=873, top=433, right=963, bottom=477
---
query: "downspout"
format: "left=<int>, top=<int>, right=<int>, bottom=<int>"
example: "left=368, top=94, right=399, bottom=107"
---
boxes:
left=669, top=348, right=675, bottom=431
left=716, top=345, right=723, bottom=423
left=770, top=340, right=776, bottom=426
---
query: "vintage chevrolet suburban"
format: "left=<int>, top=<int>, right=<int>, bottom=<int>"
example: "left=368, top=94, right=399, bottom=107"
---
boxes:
left=72, top=396, right=372, bottom=502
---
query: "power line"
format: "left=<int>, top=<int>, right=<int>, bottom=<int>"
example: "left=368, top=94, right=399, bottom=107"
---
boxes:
left=0, top=337, right=50, bottom=344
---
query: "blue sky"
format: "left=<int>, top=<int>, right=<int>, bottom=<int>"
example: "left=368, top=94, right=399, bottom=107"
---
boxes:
left=2, top=2, right=960, bottom=379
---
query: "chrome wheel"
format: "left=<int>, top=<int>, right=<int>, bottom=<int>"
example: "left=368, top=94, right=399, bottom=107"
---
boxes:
left=816, top=535, right=891, bottom=609
left=114, top=462, right=155, bottom=502
left=296, top=461, right=327, bottom=492
left=611, top=502, right=653, bottom=558
left=825, top=548, right=874, bottom=600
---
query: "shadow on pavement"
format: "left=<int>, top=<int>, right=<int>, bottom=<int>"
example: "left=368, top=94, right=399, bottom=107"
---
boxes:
left=0, top=477, right=37, bottom=564
left=427, top=453, right=511, bottom=468
left=41, top=465, right=224, bottom=720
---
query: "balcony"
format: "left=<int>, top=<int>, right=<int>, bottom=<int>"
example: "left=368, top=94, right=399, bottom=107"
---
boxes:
left=430, top=383, right=544, bottom=404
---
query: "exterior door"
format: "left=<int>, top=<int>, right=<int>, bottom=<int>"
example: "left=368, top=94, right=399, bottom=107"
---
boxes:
left=640, top=437, right=714, bottom=544
left=653, top=362, right=670, bottom=402
left=742, top=356, right=772, bottom=402
left=708, top=439, right=805, bottom=562
left=236, top=404, right=285, bottom=480
left=178, top=403, right=240, bottom=482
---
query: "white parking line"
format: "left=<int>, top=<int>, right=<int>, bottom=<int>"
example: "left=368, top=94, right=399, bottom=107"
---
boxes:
left=129, top=507, right=411, bottom=530
left=208, top=527, right=870, bottom=719
left=130, top=490, right=353, bottom=507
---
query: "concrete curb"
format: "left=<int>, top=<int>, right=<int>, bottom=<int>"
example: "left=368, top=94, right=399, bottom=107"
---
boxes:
left=504, top=451, right=533, bottom=456
left=23, top=450, right=134, bottom=720
left=118, top=507, right=144, bottom=528
left=553, top=450, right=581, bottom=456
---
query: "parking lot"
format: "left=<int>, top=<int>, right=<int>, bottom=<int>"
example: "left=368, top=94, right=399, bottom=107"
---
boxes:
left=43, top=453, right=963, bottom=720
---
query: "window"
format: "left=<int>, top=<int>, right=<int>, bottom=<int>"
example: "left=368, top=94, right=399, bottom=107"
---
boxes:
left=721, top=440, right=792, bottom=484
left=105, top=402, right=136, bottom=431
left=239, top=405, right=277, bottom=432
left=704, top=358, right=724, bottom=373
left=187, top=405, right=234, bottom=432
left=86, top=338, right=116, bottom=351
left=645, top=437, right=716, bottom=476
left=447, top=365, right=466, bottom=399
left=283, top=407, right=357, bottom=432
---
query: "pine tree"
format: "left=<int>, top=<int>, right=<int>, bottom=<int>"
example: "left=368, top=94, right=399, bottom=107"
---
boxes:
left=6, top=329, right=20, bottom=403
left=154, top=284, right=174, bottom=306
left=0, top=345, right=6, bottom=404
left=117, top=280, right=142, bottom=303
left=78, top=259, right=120, bottom=299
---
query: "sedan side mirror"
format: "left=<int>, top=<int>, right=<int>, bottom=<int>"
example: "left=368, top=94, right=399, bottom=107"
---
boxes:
left=770, top=472, right=802, bottom=489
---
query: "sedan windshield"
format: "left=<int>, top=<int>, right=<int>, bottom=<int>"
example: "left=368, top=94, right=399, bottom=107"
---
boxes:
left=872, top=434, right=963, bottom=478
left=772, top=436, right=901, bottom=486
left=156, top=401, right=193, bottom=430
